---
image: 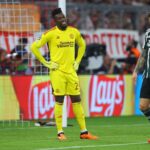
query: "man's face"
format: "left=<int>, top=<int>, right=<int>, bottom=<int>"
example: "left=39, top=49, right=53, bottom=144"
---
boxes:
left=54, top=13, right=67, bottom=30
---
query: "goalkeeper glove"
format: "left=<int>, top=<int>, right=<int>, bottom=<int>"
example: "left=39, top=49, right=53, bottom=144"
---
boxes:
left=43, top=61, right=59, bottom=70
left=73, top=61, right=79, bottom=71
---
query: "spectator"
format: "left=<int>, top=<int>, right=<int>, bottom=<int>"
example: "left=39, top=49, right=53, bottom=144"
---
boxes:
left=0, top=48, right=14, bottom=74
left=0, top=48, right=7, bottom=74
left=93, top=54, right=121, bottom=74
left=104, top=11, right=121, bottom=29
left=67, top=8, right=82, bottom=29
left=132, top=0, right=145, bottom=6
left=122, top=39, right=141, bottom=74
left=11, top=37, right=30, bottom=75
left=126, top=39, right=140, bottom=66
left=122, top=12, right=135, bottom=30
left=122, top=0, right=132, bottom=5
left=79, top=43, right=106, bottom=74
left=127, top=40, right=140, bottom=58
left=86, top=43, right=106, bottom=57
left=121, top=62, right=134, bottom=74
left=83, top=9, right=102, bottom=30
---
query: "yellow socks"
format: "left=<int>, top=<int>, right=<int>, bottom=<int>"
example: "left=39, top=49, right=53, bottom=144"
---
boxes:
left=55, top=102, right=87, bottom=134
left=72, top=102, right=87, bottom=131
left=54, top=102, right=63, bottom=133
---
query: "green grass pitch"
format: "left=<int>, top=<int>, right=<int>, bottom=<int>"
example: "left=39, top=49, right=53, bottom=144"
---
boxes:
left=0, top=116, right=150, bottom=150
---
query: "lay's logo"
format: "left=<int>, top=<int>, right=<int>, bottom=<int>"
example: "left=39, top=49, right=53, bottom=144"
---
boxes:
left=89, top=75, right=125, bottom=116
left=29, top=81, right=55, bottom=119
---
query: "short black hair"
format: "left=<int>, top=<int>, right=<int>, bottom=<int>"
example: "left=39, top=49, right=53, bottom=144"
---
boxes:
left=51, top=8, right=63, bottom=18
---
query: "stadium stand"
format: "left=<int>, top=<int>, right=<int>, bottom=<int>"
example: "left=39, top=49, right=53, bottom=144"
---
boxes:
left=0, top=0, right=150, bottom=75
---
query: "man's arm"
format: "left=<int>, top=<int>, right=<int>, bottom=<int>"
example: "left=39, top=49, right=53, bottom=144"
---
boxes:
left=30, top=34, right=48, bottom=65
left=134, top=48, right=147, bottom=74
left=75, top=36, right=86, bottom=63
left=108, top=59, right=117, bottom=74
left=73, top=33, right=86, bottom=71
left=132, top=48, right=147, bottom=83
left=31, top=34, right=59, bottom=70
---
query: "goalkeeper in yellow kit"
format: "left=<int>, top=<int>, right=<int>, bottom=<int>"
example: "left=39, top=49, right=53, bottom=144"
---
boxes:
left=31, top=8, right=98, bottom=140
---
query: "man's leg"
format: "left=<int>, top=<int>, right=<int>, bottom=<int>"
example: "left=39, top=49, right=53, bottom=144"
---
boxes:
left=50, top=70, right=67, bottom=140
left=140, top=98, right=150, bottom=143
left=139, top=78, right=150, bottom=143
left=70, top=95, right=98, bottom=140
left=54, top=96, right=66, bottom=140
left=140, top=98, right=150, bottom=122
left=70, top=95, right=87, bottom=132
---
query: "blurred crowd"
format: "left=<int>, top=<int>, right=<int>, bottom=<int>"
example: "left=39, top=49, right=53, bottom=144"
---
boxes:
left=77, top=38, right=141, bottom=75
left=0, top=37, right=141, bottom=75
left=68, top=0, right=150, bottom=5
left=66, top=6, right=150, bottom=35
left=31, top=0, right=150, bottom=35
left=0, top=0, right=149, bottom=75
left=0, top=38, right=33, bottom=75
left=0, top=37, right=50, bottom=75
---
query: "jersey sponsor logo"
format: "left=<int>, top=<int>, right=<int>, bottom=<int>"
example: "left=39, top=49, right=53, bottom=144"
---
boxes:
left=89, top=75, right=125, bottom=116
left=57, top=41, right=74, bottom=48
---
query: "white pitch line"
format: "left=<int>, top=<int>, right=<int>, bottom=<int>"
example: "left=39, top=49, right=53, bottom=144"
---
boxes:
left=38, top=142, right=147, bottom=150
left=0, top=123, right=149, bottom=130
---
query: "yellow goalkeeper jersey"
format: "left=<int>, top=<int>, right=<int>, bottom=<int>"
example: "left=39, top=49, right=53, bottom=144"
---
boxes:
left=33, top=26, right=86, bottom=73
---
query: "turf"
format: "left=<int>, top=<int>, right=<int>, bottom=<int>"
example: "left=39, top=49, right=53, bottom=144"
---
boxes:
left=0, top=115, right=150, bottom=150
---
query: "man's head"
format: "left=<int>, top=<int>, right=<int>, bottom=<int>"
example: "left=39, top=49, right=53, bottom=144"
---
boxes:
left=103, top=54, right=112, bottom=66
left=51, top=8, right=67, bottom=30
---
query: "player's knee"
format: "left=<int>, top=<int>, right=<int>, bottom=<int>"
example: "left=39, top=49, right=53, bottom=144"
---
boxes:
left=70, top=95, right=81, bottom=103
left=55, top=96, right=65, bottom=103
left=139, top=103, right=149, bottom=111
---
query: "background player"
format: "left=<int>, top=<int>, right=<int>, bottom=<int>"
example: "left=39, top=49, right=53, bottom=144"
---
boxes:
left=31, top=8, right=98, bottom=140
left=132, top=13, right=150, bottom=143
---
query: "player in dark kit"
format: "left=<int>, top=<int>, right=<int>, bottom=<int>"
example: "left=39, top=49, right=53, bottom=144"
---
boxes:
left=132, top=13, right=150, bottom=143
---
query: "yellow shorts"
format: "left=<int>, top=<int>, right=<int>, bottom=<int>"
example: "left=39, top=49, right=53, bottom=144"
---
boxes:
left=50, top=70, right=80, bottom=95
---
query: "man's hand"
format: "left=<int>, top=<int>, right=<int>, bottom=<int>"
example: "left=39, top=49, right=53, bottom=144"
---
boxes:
left=73, top=61, right=79, bottom=71
left=132, top=71, right=138, bottom=85
left=44, top=61, right=59, bottom=70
